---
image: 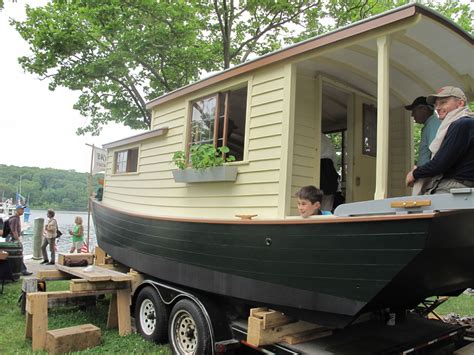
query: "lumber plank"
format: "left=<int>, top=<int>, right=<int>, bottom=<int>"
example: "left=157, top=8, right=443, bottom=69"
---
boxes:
left=282, top=328, right=332, bottom=345
left=454, top=342, right=474, bottom=355
left=69, top=279, right=130, bottom=292
left=36, top=269, right=71, bottom=280
left=107, top=293, right=118, bottom=329
left=94, top=246, right=107, bottom=265
left=116, top=288, right=131, bottom=336
left=56, top=264, right=133, bottom=282
left=27, top=292, right=49, bottom=351
left=247, top=313, right=325, bottom=347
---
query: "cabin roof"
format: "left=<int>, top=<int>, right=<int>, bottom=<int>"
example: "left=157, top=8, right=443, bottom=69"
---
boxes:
left=146, top=3, right=473, bottom=110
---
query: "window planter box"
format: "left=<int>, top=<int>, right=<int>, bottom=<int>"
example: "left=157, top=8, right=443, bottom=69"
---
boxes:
left=172, top=166, right=238, bottom=183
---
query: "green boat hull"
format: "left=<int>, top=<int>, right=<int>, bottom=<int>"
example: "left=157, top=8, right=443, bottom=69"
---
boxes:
left=92, top=201, right=474, bottom=327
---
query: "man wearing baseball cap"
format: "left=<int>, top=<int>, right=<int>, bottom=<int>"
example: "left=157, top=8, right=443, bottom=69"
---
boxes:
left=404, top=96, right=440, bottom=166
left=7, top=205, right=33, bottom=276
left=406, top=86, right=474, bottom=194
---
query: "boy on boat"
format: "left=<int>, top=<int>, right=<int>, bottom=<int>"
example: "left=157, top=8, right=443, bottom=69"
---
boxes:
left=295, top=185, right=332, bottom=218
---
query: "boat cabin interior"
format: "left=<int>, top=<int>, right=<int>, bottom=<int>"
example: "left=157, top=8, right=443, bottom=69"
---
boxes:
left=101, top=4, right=473, bottom=219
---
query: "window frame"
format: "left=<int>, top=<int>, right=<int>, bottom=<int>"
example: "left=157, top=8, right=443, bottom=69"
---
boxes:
left=187, top=85, right=247, bottom=163
left=113, top=147, right=139, bottom=174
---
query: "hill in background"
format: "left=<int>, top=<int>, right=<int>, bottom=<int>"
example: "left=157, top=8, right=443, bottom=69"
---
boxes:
left=0, top=164, right=103, bottom=211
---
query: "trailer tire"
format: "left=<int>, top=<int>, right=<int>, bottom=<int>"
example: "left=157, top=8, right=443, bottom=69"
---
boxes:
left=135, top=286, right=168, bottom=344
left=169, top=299, right=212, bottom=355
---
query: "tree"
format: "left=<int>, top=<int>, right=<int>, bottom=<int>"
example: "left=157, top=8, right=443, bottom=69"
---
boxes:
left=12, top=0, right=217, bottom=135
left=13, top=0, right=471, bottom=134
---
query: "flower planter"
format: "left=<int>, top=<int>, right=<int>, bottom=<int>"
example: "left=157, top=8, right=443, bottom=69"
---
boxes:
left=172, top=166, right=238, bottom=183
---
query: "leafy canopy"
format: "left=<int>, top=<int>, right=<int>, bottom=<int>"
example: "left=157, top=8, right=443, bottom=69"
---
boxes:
left=12, top=0, right=472, bottom=134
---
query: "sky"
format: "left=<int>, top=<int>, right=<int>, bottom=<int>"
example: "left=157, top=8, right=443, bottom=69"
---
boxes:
left=0, top=0, right=141, bottom=173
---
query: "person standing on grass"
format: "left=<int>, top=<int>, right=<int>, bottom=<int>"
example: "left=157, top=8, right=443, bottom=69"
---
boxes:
left=7, top=205, right=32, bottom=276
left=41, top=209, right=57, bottom=265
left=69, top=216, right=84, bottom=253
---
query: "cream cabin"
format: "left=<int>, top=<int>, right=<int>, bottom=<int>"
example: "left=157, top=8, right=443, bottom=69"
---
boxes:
left=101, top=4, right=473, bottom=219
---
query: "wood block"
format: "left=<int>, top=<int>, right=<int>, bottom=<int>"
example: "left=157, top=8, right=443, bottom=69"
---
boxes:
left=69, top=279, right=130, bottom=292
left=94, top=246, right=106, bottom=265
left=45, top=324, right=101, bottom=355
left=56, top=264, right=133, bottom=282
left=37, top=269, right=71, bottom=280
left=128, top=269, right=145, bottom=294
left=454, top=342, right=474, bottom=355
left=26, top=292, right=49, bottom=351
left=116, top=288, right=131, bottom=336
left=252, top=308, right=293, bottom=329
left=247, top=309, right=325, bottom=347
left=282, top=328, right=332, bottom=345
left=107, top=293, right=118, bottom=329
left=58, top=253, right=94, bottom=266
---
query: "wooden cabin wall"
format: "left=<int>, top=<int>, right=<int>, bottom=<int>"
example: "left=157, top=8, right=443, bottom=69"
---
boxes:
left=388, top=106, right=412, bottom=197
left=289, top=75, right=319, bottom=216
left=103, top=65, right=289, bottom=218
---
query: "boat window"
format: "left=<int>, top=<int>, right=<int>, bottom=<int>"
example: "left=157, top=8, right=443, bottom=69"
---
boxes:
left=362, top=104, right=377, bottom=157
left=114, top=148, right=138, bottom=173
left=189, top=86, right=247, bottom=161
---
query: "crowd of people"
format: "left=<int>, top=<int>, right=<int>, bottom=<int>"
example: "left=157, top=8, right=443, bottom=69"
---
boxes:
left=1, top=206, right=85, bottom=275
left=297, top=85, right=473, bottom=218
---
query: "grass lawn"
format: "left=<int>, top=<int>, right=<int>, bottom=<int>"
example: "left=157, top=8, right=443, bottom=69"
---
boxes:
left=0, top=279, right=171, bottom=354
left=0, top=278, right=472, bottom=354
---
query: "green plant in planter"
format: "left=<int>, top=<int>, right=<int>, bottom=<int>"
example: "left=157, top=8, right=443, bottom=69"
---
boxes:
left=172, top=144, right=235, bottom=170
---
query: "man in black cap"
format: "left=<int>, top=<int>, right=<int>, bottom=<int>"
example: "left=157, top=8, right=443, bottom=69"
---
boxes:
left=405, top=96, right=440, bottom=166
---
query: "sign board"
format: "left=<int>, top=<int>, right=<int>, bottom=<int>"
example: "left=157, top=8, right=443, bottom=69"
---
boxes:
left=92, top=147, right=107, bottom=173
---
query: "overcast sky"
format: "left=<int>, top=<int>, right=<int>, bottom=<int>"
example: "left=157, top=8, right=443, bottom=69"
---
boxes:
left=0, top=0, right=141, bottom=173
left=1, top=1, right=471, bottom=173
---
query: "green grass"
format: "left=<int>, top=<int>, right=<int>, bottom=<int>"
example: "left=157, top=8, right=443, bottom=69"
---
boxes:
left=435, top=293, right=474, bottom=316
left=0, top=279, right=171, bottom=354
left=0, top=279, right=472, bottom=354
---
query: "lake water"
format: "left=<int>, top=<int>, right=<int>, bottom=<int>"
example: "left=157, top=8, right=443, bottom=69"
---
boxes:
left=21, top=210, right=97, bottom=257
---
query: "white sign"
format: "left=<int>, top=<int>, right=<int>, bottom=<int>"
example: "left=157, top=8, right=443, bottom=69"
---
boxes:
left=92, top=147, right=108, bottom=173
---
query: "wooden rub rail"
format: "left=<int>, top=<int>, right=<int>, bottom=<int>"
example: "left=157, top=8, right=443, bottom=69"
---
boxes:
left=25, top=255, right=134, bottom=352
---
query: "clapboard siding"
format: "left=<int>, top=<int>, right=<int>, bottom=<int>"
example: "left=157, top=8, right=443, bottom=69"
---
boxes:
left=290, top=75, right=319, bottom=215
left=104, top=66, right=287, bottom=218
left=388, top=107, right=411, bottom=197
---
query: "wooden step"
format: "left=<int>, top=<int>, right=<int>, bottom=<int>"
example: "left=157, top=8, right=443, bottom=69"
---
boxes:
left=45, top=324, right=101, bottom=354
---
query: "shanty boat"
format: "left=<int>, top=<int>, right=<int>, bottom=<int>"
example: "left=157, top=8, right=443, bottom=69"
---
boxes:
left=92, top=4, right=473, bottom=328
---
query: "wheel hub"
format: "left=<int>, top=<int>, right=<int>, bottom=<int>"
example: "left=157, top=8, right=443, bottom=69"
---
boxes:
left=140, top=299, right=156, bottom=336
left=174, top=311, right=198, bottom=354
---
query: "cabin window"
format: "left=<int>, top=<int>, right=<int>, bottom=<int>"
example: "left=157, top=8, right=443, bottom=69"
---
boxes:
left=114, top=148, right=139, bottom=173
left=189, top=86, right=247, bottom=161
left=362, top=104, right=377, bottom=157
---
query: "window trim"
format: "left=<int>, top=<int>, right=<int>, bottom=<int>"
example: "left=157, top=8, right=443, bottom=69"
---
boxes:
left=186, top=85, right=248, bottom=163
left=113, top=146, right=140, bottom=174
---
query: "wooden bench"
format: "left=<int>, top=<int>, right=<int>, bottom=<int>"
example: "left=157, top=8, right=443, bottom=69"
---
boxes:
left=25, top=264, right=134, bottom=351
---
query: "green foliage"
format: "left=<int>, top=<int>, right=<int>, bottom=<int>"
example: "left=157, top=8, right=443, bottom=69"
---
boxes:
left=12, top=1, right=471, bottom=136
left=12, top=0, right=217, bottom=135
left=0, top=279, right=171, bottom=354
left=0, top=164, right=102, bottom=211
left=172, top=144, right=235, bottom=170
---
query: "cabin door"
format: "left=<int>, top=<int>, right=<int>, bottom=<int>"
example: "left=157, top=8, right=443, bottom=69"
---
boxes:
left=351, top=96, right=377, bottom=202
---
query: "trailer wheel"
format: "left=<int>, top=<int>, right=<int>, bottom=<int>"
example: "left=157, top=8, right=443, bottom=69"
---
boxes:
left=169, top=299, right=212, bottom=355
left=135, top=286, right=168, bottom=343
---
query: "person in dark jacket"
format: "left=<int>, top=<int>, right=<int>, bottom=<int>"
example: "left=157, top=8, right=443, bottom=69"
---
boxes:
left=406, top=86, right=474, bottom=193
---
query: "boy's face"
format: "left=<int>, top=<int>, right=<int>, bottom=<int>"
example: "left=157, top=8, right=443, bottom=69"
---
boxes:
left=297, top=198, right=320, bottom=218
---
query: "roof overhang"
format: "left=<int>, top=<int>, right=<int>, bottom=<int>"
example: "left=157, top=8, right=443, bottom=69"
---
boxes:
left=146, top=4, right=473, bottom=110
